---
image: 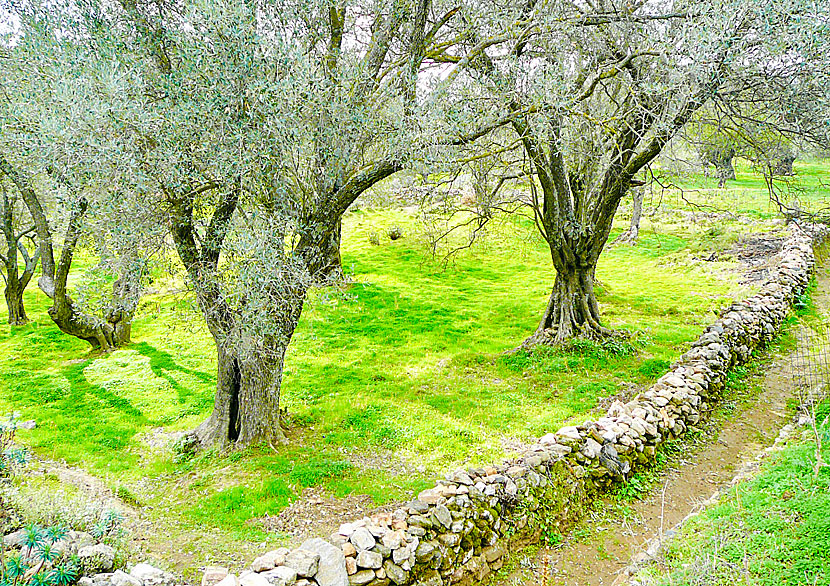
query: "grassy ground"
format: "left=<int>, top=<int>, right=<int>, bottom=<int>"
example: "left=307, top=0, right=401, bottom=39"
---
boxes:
left=650, top=157, right=830, bottom=218
left=1, top=160, right=827, bottom=576
left=637, top=404, right=830, bottom=586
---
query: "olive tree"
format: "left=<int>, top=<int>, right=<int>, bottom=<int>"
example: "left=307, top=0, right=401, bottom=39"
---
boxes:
left=0, top=180, right=38, bottom=325
left=14, top=0, right=497, bottom=448
left=685, top=107, right=800, bottom=186
left=432, top=0, right=830, bottom=346
left=0, top=35, right=157, bottom=349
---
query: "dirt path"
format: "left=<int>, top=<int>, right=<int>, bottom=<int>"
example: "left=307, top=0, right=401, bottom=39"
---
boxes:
left=496, top=258, right=830, bottom=586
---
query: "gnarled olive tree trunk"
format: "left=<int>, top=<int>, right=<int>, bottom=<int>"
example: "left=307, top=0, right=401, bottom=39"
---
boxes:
left=613, top=188, right=644, bottom=245
left=528, top=265, right=604, bottom=345
left=773, top=153, right=795, bottom=176
left=702, top=145, right=736, bottom=187
left=523, top=216, right=619, bottom=347
left=4, top=273, right=33, bottom=325
left=39, top=198, right=134, bottom=349
left=1, top=155, right=135, bottom=350
left=193, top=332, right=297, bottom=447
left=103, top=265, right=144, bottom=345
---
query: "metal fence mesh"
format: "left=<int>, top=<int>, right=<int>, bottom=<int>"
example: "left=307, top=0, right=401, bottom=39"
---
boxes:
left=791, top=321, right=830, bottom=393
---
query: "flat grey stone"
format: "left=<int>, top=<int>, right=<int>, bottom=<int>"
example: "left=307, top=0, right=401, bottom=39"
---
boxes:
left=356, top=550, right=382, bottom=570
left=110, top=571, right=142, bottom=586
left=349, top=528, right=375, bottom=551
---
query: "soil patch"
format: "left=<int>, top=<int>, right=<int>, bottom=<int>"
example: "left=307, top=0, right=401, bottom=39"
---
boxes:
left=262, top=487, right=401, bottom=543
left=729, top=232, right=787, bottom=284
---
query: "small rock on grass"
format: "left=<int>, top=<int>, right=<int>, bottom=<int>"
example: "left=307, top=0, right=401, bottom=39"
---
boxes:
left=3, top=529, right=26, bottom=548
left=78, top=544, right=115, bottom=574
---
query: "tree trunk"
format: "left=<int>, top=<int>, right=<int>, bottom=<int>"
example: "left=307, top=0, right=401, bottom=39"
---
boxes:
left=194, top=340, right=294, bottom=448
left=710, top=152, right=735, bottom=187
left=773, top=155, right=795, bottom=176
left=523, top=261, right=611, bottom=347
left=103, top=265, right=144, bottom=346
left=1, top=181, right=35, bottom=325
left=701, top=146, right=736, bottom=187
left=4, top=279, right=27, bottom=325
left=717, top=157, right=736, bottom=186
left=314, top=218, right=344, bottom=283
left=613, top=188, right=643, bottom=245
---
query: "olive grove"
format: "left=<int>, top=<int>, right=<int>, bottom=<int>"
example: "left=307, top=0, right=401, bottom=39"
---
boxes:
left=426, top=0, right=830, bottom=346
left=5, top=0, right=528, bottom=448
left=4, top=0, right=829, bottom=449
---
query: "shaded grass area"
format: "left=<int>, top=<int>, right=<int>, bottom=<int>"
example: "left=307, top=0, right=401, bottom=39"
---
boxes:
left=0, top=166, right=825, bottom=572
left=641, top=407, right=830, bottom=586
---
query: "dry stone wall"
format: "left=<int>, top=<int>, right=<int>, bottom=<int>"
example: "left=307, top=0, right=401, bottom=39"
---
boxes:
left=226, top=224, right=823, bottom=586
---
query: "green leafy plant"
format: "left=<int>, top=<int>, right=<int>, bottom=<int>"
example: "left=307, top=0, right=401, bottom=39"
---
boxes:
left=90, top=510, right=123, bottom=540
left=0, top=523, right=79, bottom=586
left=0, top=415, right=28, bottom=479
left=114, top=486, right=141, bottom=508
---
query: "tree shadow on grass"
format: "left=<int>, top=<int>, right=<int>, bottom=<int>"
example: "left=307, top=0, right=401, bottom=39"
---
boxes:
left=25, top=360, right=149, bottom=460
left=62, top=361, right=144, bottom=419
left=132, top=341, right=214, bottom=406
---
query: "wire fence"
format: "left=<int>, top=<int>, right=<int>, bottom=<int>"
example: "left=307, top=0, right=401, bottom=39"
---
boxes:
left=791, top=321, right=830, bottom=394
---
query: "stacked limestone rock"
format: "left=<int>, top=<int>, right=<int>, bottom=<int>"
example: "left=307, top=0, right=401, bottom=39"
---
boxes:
left=235, top=224, right=822, bottom=586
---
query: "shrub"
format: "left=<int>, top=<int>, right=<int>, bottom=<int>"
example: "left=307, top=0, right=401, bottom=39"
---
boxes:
left=0, top=482, right=124, bottom=539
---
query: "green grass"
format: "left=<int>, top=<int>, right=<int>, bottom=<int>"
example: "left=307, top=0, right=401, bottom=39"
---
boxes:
left=1, top=162, right=829, bottom=574
left=641, top=413, right=830, bottom=586
left=657, top=158, right=830, bottom=218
